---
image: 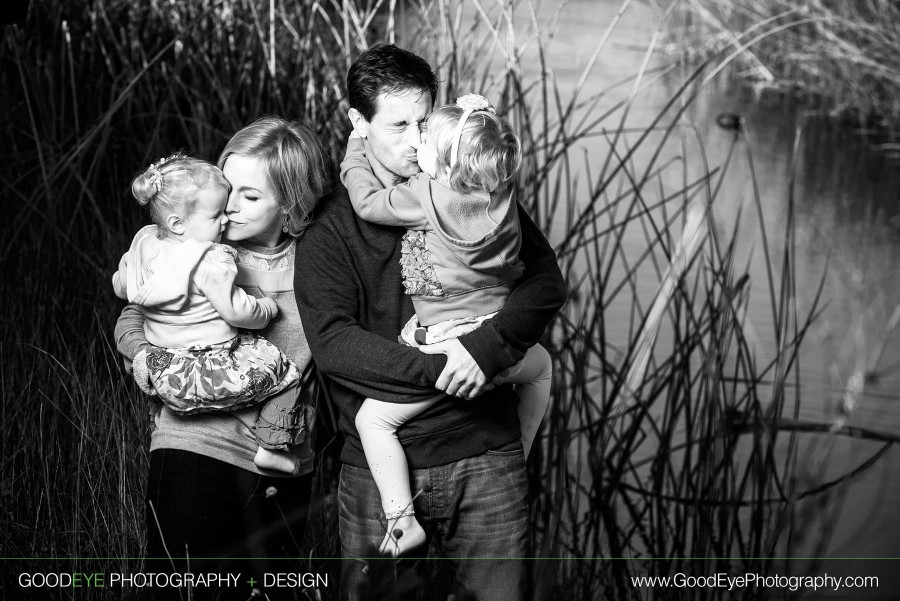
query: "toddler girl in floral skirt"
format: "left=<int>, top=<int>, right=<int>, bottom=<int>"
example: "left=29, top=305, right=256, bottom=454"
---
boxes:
left=113, top=154, right=311, bottom=474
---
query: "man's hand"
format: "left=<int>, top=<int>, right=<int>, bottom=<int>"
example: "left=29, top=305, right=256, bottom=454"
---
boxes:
left=417, top=338, right=494, bottom=399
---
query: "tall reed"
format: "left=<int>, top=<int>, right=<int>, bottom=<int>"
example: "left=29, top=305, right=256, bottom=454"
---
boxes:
left=0, top=1, right=885, bottom=599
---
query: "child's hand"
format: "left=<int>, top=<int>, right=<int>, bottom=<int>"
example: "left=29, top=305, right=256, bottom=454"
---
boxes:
left=259, top=297, right=279, bottom=318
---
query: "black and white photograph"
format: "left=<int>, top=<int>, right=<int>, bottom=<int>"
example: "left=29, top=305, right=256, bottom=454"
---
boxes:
left=2, top=0, right=898, bottom=599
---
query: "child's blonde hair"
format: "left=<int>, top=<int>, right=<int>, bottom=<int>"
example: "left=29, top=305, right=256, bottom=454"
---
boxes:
left=131, top=153, right=228, bottom=228
left=426, top=104, right=522, bottom=195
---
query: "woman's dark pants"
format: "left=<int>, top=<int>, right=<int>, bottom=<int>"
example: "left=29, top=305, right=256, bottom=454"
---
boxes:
left=145, top=449, right=312, bottom=600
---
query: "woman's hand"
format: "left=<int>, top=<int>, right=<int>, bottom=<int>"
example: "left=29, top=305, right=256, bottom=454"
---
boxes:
left=131, top=347, right=155, bottom=396
left=417, top=339, right=494, bottom=400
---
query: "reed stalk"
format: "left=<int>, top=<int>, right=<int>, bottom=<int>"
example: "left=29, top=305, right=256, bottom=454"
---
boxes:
left=676, top=0, right=900, bottom=135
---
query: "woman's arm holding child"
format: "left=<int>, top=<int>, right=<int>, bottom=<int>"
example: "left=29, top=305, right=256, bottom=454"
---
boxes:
left=114, top=304, right=155, bottom=394
left=115, top=303, right=150, bottom=361
left=340, top=135, right=429, bottom=228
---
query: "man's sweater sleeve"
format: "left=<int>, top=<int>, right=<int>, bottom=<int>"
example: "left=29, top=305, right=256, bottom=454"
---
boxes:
left=294, top=216, right=447, bottom=403
left=457, top=204, right=567, bottom=378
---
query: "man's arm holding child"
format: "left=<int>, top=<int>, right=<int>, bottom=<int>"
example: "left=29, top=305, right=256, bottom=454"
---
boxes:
left=431, top=206, right=566, bottom=395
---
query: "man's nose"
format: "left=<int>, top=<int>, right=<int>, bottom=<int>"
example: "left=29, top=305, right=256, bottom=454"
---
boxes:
left=405, top=125, right=421, bottom=150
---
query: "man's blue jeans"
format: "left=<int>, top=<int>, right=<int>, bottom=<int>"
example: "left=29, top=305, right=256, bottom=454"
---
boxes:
left=338, top=447, right=531, bottom=601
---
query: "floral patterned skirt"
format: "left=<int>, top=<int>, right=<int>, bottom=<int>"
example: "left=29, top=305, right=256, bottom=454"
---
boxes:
left=145, top=332, right=301, bottom=415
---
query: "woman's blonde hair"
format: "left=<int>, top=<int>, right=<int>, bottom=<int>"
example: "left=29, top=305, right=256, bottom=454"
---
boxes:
left=426, top=105, right=522, bottom=195
left=217, top=117, right=330, bottom=237
left=131, top=153, right=228, bottom=228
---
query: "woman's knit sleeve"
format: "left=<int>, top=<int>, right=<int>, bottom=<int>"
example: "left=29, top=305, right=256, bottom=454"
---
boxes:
left=114, top=303, right=149, bottom=361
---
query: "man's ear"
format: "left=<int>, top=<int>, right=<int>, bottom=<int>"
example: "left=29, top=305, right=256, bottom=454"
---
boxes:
left=348, top=108, right=370, bottom=139
left=164, top=213, right=185, bottom=236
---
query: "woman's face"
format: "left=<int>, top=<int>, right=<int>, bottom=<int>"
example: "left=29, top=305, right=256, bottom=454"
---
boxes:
left=221, top=154, right=284, bottom=247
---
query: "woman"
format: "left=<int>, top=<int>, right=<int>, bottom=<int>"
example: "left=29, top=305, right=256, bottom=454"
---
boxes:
left=114, top=116, right=329, bottom=589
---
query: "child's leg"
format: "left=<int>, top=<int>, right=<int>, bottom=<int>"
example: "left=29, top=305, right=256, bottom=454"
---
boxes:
left=495, top=344, right=553, bottom=457
left=355, top=397, right=436, bottom=556
left=253, top=385, right=308, bottom=475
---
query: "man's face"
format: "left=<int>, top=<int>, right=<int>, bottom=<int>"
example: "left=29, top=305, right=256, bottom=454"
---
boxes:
left=361, top=88, right=433, bottom=180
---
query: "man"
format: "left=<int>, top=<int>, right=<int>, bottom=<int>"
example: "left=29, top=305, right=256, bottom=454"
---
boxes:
left=294, top=43, right=566, bottom=600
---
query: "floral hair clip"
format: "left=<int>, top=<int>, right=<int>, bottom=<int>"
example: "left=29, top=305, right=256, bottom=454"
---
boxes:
left=450, top=94, right=496, bottom=169
left=146, top=157, right=168, bottom=194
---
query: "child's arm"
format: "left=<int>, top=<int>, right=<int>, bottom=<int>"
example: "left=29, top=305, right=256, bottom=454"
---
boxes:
left=197, top=247, right=278, bottom=329
left=339, top=135, right=429, bottom=228
left=112, top=273, right=127, bottom=300
left=111, top=253, right=130, bottom=300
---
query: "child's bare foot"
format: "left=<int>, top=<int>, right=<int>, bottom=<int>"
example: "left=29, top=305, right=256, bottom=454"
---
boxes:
left=254, top=447, right=299, bottom=475
left=379, top=514, right=426, bottom=557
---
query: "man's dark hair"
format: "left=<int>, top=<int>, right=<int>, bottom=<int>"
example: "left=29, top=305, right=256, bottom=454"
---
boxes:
left=348, top=44, right=439, bottom=121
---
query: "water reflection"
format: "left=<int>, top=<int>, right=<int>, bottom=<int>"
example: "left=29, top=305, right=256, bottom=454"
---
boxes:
left=689, top=81, right=900, bottom=594
left=400, top=0, right=900, bottom=594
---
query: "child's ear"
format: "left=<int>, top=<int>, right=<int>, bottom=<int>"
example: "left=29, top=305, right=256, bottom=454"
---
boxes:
left=165, top=213, right=185, bottom=236
left=348, top=108, right=370, bottom=139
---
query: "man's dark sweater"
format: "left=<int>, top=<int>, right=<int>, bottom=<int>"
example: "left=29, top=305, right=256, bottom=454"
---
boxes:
left=294, top=185, right=566, bottom=469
